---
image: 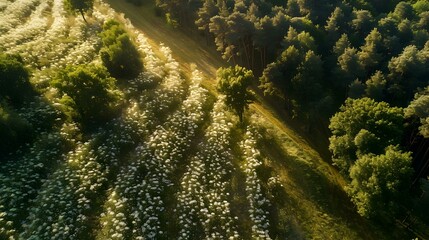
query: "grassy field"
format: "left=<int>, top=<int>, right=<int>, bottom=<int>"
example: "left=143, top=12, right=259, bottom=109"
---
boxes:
left=101, top=0, right=421, bottom=239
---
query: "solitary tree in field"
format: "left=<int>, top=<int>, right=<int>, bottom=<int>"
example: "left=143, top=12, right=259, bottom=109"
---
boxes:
left=217, top=65, right=254, bottom=123
left=65, top=0, right=94, bottom=23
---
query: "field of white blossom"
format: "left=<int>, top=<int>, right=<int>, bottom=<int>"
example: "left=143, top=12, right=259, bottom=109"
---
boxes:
left=0, top=0, right=276, bottom=239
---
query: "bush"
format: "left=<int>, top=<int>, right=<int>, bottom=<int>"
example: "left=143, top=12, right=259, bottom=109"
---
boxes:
left=100, top=20, right=143, bottom=79
left=51, top=64, right=122, bottom=128
left=0, top=53, right=34, bottom=106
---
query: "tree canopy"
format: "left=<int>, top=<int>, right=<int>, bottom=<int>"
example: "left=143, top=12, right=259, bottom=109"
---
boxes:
left=406, top=87, right=429, bottom=138
left=0, top=53, right=33, bottom=106
left=329, top=98, right=404, bottom=172
left=64, top=0, right=94, bottom=23
left=51, top=64, right=122, bottom=127
left=217, top=65, right=254, bottom=122
left=347, top=146, right=413, bottom=218
left=100, top=20, right=143, bottom=79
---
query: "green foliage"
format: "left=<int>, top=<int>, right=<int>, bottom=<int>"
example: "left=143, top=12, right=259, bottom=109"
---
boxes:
left=100, top=20, right=143, bottom=79
left=64, top=0, right=93, bottom=22
left=413, top=0, right=429, bottom=14
left=405, top=87, right=429, bottom=138
left=0, top=102, right=33, bottom=156
left=365, top=71, right=386, bottom=101
left=347, top=146, right=413, bottom=218
left=338, top=48, right=363, bottom=81
left=51, top=64, right=122, bottom=127
left=332, top=34, right=351, bottom=56
left=217, top=65, right=254, bottom=122
left=329, top=98, right=404, bottom=172
left=387, top=45, right=429, bottom=105
left=348, top=79, right=365, bottom=99
left=195, top=0, right=218, bottom=31
left=0, top=53, right=33, bottom=106
left=358, top=28, right=383, bottom=74
left=351, top=10, right=374, bottom=37
left=392, top=2, right=415, bottom=20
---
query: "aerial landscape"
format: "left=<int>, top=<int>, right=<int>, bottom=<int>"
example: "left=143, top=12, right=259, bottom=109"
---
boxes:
left=0, top=0, right=429, bottom=239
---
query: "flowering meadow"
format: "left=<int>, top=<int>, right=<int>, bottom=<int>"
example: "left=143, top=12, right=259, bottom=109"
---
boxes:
left=0, top=0, right=276, bottom=239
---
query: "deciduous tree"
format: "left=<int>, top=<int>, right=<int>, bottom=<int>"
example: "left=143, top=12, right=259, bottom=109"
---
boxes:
left=217, top=65, right=254, bottom=122
left=99, top=20, right=143, bottom=79
left=347, top=146, right=413, bottom=218
left=329, top=98, right=404, bottom=172
left=0, top=53, right=33, bottom=106
left=52, top=64, right=122, bottom=127
left=64, top=0, right=94, bottom=23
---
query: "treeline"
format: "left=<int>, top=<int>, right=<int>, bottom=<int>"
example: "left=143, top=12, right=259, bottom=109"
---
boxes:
left=141, top=0, right=429, bottom=219
left=152, top=0, right=429, bottom=120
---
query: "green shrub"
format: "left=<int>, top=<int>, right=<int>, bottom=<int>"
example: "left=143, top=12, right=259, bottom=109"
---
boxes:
left=51, top=64, right=122, bottom=128
left=0, top=53, right=34, bottom=106
left=100, top=20, right=143, bottom=79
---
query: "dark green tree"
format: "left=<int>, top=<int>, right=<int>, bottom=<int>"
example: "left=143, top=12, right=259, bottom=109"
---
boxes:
left=195, top=0, right=218, bottom=39
left=418, top=12, right=429, bottom=31
left=406, top=87, right=429, bottom=138
left=51, top=64, right=122, bottom=127
left=64, top=0, right=94, bottom=23
left=365, top=71, right=386, bottom=101
left=332, top=33, right=351, bottom=56
left=347, top=146, right=413, bottom=218
left=392, top=2, right=415, bottom=20
left=100, top=20, right=143, bottom=79
left=358, top=28, right=383, bottom=75
left=387, top=45, right=429, bottom=105
left=286, top=0, right=301, bottom=17
left=0, top=53, right=33, bottom=106
left=351, top=10, right=374, bottom=39
left=217, top=65, right=254, bottom=122
left=329, top=98, right=404, bottom=172
left=290, top=50, right=325, bottom=120
left=348, top=79, right=365, bottom=99
left=405, top=87, right=429, bottom=183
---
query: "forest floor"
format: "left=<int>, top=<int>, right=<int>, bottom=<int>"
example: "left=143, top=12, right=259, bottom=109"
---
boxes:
left=103, top=0, right=422, bottom=239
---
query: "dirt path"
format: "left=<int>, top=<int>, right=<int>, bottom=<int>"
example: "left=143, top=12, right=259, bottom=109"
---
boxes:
left=104, top=0, right=227, bottom=85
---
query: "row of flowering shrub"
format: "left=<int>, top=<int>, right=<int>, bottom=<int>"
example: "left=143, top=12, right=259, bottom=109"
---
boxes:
left=177, top=98, right=240, bottom=239
left=240, top=127, right=272, bottom=239
left=8, top=0, right=71, bottom=68
left=0, top=125, right=76, bottom=239
left=0, top=0, right=51, bottom=51
left=97, top=69, right=208, bottom=239
left=5, top=0, right=104, bottom=71
left=18, top=45, right=187, bottom=240
left=0, top=0, right=41, bottom=34
left=19, top=120, right=134, bottom=239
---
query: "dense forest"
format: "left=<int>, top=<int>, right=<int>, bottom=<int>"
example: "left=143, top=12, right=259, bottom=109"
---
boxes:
left=0, top=0, right=428, bottom=239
